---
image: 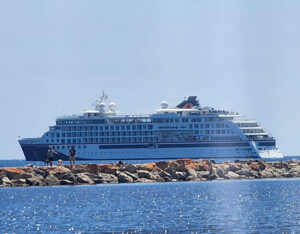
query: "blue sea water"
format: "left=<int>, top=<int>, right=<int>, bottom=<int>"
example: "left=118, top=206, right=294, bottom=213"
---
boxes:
left=0, top=179, right=300, bottom=233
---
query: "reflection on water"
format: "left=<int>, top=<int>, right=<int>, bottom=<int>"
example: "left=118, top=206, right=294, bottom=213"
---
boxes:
left=0, top=179, right=300, bottom=233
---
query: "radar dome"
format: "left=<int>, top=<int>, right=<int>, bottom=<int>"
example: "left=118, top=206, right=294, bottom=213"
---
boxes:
left=99, top=102, right=106, bottom=112
left=161, top=101, right=168, bottom=109
left=109, top=102, right=117, bottom=112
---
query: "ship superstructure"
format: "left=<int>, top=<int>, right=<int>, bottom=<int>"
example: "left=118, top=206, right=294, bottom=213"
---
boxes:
left=19, top=95, right=283, bottom=161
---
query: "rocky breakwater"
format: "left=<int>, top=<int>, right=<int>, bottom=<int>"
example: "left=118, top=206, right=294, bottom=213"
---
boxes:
left=1, top=159, right=300, bottom=188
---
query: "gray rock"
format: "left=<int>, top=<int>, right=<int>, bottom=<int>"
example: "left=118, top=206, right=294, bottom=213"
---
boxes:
left=1, top=176, right=11, bottom=185
left=11, top=178, right=27, bottom=187
left=60, top=180, right=74, bottom=185
left=197, top=171, right=210, bottom=179
left=76, top=173, right=95, bottom=184
left=123, top=171, right=139, bottom=181
left=117, top=172, right=133, bottom=183
left=45, top=174, right=60, bottom=186
left=149, top=173, right=165, bottom=182
left=235, top=168, right=255, bottom=177
left=289, top=167, right=300, bottom=176
left=98, top=173, right=118, bottom=183
left=136, top=178, right=155, bottom=183
left=34, top=168, right=48, bottom=178
left=185, top=169, right=197, bottom=181
left=123, top=164, right=137, bottom=174
left=137, top=170, right=152, bottom=179
left=260, top=168, right=278, bottom=178
left=159, top=170, right=171, bottom=179
left=226, top=171, right=240, bottom=179
left=226, top=164, right=240, bottom=173
left=175, top=171, right=186, bottom=181
left=26, top=174, right=45, bottom=186
left=61, top=173, right=76, bottom=182
left=282, top=173, right=293, bottom=178
left=215, top=168, right=226, bottom=178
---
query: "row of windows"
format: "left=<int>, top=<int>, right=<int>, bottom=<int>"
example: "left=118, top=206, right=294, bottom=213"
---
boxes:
left=58, top=124, right=153, bottom=132
left=57, top=116, right=231, bottom=126
left=49, top=137, right=159, bottom=144
left=46, top=129, right=234, bottom=144
left=49, top=123, right=230, bottom=136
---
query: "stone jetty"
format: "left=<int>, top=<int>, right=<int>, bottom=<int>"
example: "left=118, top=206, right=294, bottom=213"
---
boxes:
left=1, top=158, right=300, bottom=188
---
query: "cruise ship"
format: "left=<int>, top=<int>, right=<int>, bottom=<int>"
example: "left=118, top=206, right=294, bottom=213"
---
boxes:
left=19, top=95, right=283, bottom=161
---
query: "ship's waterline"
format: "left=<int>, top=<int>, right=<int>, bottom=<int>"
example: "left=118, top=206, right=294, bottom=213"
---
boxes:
left=19, top=95, right=283, bottom=161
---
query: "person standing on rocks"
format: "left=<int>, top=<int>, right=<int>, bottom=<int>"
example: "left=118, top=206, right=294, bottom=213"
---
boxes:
left=69, top=146, right=76, bottom=165
left=47, top=147, right=58, bottom=166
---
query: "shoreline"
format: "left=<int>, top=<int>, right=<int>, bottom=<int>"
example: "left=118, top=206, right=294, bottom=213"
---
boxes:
left=1, top=158, right=300, bottom=188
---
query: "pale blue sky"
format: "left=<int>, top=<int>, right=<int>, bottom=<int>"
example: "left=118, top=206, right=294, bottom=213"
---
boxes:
left=0, top=0, right=299, bottom=159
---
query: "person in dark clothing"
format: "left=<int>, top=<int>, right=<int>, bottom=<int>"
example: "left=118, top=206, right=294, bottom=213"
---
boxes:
left=69, top=146, right=76, bottom=165
left=47, top=147, right=58, bottom=166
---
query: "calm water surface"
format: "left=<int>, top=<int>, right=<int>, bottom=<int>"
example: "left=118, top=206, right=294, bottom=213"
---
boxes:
left=0, top=179, right=300, bottom=233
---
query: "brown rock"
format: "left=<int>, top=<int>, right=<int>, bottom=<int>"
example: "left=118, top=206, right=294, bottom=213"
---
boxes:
left=4, top=168, right=32, bottom=180
left=141, top=162, right=161, bottom=172
left=155, top=161, right=169, bottom=170
left=98, top=165, right=119, bottom=175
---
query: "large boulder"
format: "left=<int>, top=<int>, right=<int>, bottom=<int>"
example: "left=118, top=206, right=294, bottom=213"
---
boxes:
left=235, top=168, right=255, bottom=178
left=140, top=162, right=161, bottom=172
left=45, top=174, right=60, bottom=186
left=11, top=178, right=28, bottom=187
left=226, top=164, right=240, bottom=173
left=197, top=171, right=210, bottom=179
left=123, top=171, right=138, bottom=181
left=122, top=164, right=137, bottom=174
left=215, top=168, right=226, bottom=178
left=175, top=171, right=186, bottom=181
left=76, top=173, right=95, bottom=184
left=185, top=168, right=197, bottom=181
left=155, top=161, right=169, bottom=171
left=117, top=172, right=133, bottom=183
left=1, top=176, right=11, bottom=186
left=26, top=174, right=45, bottom=186
left=137, top=170, right=152, bottom=179
left=98, top=165, right=119, bottom=175
left=159, top=170, right=172, bottom=181
left=4, top=168, right=32, bottom=180
left=97, top=173, right=118, bottom=183
left=33, top=168, right=48, bottom=178
left=226, top=171, right=240, bottom=179
left=288, top=167, right=300, bottom=177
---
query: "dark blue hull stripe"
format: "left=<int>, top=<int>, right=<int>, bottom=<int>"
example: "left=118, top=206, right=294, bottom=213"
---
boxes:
left=20, top=142, right=251, bottom=161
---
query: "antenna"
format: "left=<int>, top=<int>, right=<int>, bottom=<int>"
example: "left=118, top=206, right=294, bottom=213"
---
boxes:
left=99, top=91, right=108, bottom=104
